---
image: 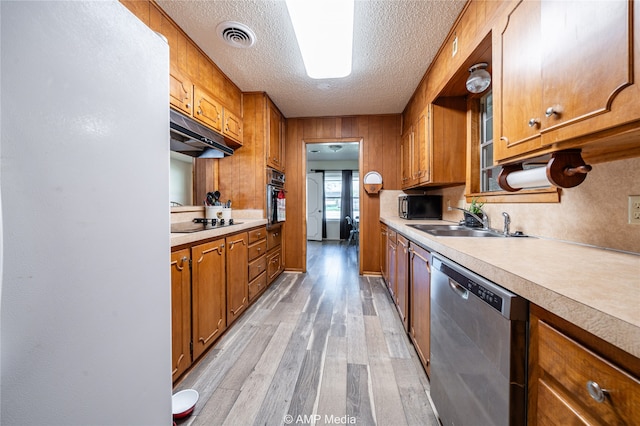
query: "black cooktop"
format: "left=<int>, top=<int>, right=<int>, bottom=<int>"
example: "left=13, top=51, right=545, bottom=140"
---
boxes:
left=171, top=218, right=241, bottom=233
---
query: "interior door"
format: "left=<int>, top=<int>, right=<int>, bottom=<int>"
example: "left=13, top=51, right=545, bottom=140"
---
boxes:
left=306, top=172, right=323, bottom=241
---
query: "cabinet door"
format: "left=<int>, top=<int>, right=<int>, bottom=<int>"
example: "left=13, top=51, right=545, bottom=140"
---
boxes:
left=410, top=242, right=431, bottom=376
left=540, top=0, right=632, bottom=134
left=170, top=249, right=191, bottom=382
left=267, top=247, right=282, bottom=284
left=223, top=109, right=243, bottom=145
left=191, top=239, right=226, bottom=360
left=226, top=233, right=248, bottom=325
left=400, top=129, right=414, bottom=188
left=387, top=232, right=397, bottom=297
left=396, top=235, right=409, bottom=332
left=414, top=113, right=430, bottom=183
left=193, top=86, right=223, bottom=132
left=380, top=224, right=388, bottom=282
left=495, top=0, right=542, bottom=161
left=267, top=101, right=284, bottom=171
left=169, top=70, right=193, bottom=116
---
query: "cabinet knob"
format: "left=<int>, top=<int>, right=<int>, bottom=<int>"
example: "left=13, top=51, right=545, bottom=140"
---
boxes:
left=197, top=109, right=202, bottom=115
left=185, top=104, right=191, bottom=109
left=545, top=106, right=561, bottom=117
left=586, top=380, right=608, bottom=403
left=528, top=118, right=540, bottom=128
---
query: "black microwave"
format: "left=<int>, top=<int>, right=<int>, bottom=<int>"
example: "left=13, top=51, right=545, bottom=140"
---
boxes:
left=398, top=195, right=443, bottom=219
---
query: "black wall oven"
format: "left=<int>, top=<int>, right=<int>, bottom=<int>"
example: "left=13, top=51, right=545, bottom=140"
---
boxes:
left=266, top=168, right=285, bottom=229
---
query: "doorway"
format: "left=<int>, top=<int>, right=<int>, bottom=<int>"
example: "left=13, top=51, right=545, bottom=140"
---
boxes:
left=304, top=140, right=361, bottom=254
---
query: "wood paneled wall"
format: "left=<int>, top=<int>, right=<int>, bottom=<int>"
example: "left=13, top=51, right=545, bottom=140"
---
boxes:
left=284, top=115, right=401, bottom=275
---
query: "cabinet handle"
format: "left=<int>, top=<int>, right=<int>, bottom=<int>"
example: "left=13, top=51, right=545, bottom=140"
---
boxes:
left=197, top=109, right=202, bottom=115
left=586, top=380, right=608, bottom=403
left=528, top=118, right=540, bottom=127
left=500, top=136, right=509, bottom=143
left=545, top=106, right=561, bottom=117
left=185, top=103, right=191, bottom=109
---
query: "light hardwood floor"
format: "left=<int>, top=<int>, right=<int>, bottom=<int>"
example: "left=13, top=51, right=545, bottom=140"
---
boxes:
left=174, top=241, right=437, bottom=426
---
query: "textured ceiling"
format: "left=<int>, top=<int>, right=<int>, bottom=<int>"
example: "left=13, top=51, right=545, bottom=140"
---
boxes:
left=156, top=0, right=466, bottom=118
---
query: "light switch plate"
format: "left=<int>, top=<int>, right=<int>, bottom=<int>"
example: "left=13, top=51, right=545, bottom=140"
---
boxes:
left=629, top=195, right=640, bottom=224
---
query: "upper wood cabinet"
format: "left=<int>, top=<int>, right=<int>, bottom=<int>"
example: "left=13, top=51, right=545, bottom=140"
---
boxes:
left=193, top=86, right=223, bottom=132
left=267, top=99, right=285, bottom=171
left=495, top=0, right=638, bottom=163
left=123, top=0, right=243, bottom=143
left=494, top=0, right=542, bottom=161
left=401, top=99, right=466, bottom=189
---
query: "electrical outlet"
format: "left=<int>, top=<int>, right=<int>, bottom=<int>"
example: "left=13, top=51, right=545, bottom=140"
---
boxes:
left=629, top=195, right=640, bottom=224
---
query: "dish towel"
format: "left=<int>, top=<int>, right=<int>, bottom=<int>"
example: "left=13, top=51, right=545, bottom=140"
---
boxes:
left=276, top=190, right=286, bottom=221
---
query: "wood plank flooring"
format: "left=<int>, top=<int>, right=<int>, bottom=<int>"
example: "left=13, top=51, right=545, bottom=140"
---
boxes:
left=174, top=241, right=436, bottom=426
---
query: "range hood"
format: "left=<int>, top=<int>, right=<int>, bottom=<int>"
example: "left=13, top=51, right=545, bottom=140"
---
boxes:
left=170, top=109, right=234, bottom=158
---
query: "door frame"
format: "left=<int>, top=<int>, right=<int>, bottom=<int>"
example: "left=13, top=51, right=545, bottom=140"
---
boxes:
left=302, top=138, right=364, bottom=274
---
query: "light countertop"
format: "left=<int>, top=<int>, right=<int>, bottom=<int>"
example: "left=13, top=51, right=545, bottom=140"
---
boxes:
left=381, top=216, right=640, bottom=359
left=171, top=219, right=268, bottom=247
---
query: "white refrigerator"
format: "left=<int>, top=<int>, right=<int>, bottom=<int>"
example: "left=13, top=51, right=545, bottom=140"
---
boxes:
left=1, top=2, right=172, bottom=424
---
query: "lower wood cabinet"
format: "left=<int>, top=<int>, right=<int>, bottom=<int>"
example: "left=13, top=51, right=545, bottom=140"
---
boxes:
left=386, top=229, right=397, bottom=298
left=528, top=305, right=640, bottom=425
left=170, top=248, right=192, bottom=382
left=170, top=226, right=267, bottom=383
left=380, top=223, right=388, bottom=283
left=225, top=233, right=248, bottom=325
left=191, top=238, right=227, bottom=361
left=248, top=227, right=267, bottom=302
left=266, top=226, right=284, bottom=284
left=409, top=242, right=431, bottom=376
left=395, top=234, right=409, bottom=331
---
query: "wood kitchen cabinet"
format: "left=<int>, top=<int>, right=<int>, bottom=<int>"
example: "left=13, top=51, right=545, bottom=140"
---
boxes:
left=386, top=229, right=397, bottom=297
left=267, top=98, right=285, bottom=171
left=528, top=305, right=640, bottom=425
left=395, top=234, right=409, bottom=332
left=226, top=232, right=249, bottom=325
left=223, top=108, right=243, bottom=146
left=380, top=223, right=388, bottom=282
left=266, top=226, right=284, bottom=284
left=409, top=242, right=431, bottom=376
left=248, top=227, right=267, bottom=302
left=401, top=99, right=466, bottom=189
left=494, top=0, right=639, bottom=163
left=193, top=86, right=223, bottom=132
left=169, top=69, right=194, bottom=116
left=170, top=248, right=191, bottom=382
left=191, top=238, right=227, bottom=361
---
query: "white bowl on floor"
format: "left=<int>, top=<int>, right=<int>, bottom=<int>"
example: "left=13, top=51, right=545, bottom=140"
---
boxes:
left=172, top=389, right=199, bottom=419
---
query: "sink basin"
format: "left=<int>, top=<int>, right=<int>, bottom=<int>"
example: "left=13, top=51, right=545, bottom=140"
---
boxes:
left=408, top=224, right=506, bottom=238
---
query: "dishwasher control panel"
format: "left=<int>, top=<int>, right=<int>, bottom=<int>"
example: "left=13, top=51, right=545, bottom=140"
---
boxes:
left=439, top=262, right=503, bottom=312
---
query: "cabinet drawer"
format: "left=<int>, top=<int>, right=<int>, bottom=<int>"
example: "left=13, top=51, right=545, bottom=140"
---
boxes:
left=267, top=248, right=282, bottom=282
left=248, top=227, right=267, bottom=244
left=267, top=228, right=282, bottom=251
left=387, top=229, right=397, bottom=243
left=538, top=321, right=640, bottom=425
left=248, top=271, right=267, bottom=302
left=248, top=240, right=267, bottom=261
left=249, top=255, right=266, bottom=282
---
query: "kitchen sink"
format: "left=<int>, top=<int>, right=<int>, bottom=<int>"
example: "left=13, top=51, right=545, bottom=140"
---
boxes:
left=407, top=224, right=506, bottom=238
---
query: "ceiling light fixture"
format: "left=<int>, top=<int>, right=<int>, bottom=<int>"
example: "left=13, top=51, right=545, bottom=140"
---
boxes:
left=285, top=0, right=354, bottom=79
left=328, top=145, right=343, bottom=152
left=466, top=62, right=491, bottom=94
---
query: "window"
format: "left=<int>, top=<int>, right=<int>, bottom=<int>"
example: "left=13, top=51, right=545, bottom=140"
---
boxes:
left=466, top=90, right=559, bottom=204
left=480, top=92, right=501, bottom=192
left=324, top=170, right=359, bottom=220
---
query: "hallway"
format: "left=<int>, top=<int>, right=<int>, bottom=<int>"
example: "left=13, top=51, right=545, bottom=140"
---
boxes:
left=174, top=241, right=436, bottom=426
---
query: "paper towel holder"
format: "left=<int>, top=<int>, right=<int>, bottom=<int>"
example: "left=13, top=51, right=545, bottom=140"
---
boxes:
left=498, top=150, right=592, bottom=192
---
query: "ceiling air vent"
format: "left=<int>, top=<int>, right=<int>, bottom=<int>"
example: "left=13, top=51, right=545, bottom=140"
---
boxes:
left=216, top=21, right=256, bottom=48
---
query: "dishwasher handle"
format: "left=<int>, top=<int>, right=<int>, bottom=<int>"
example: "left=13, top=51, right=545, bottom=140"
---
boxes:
left=448, top=278, right=469, bottom=300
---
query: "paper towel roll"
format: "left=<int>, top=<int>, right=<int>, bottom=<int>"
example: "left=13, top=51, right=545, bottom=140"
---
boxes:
left=505, top=167, right=551, bottom=189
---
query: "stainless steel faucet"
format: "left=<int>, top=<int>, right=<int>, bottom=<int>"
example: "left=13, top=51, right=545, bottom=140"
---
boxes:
left=448, top=204, right=490, bottom=230
left=502, top=212, right=511, bottom=236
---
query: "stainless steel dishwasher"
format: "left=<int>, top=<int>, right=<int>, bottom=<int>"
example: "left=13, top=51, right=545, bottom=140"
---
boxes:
left=430, top=254, right=528, bottom=426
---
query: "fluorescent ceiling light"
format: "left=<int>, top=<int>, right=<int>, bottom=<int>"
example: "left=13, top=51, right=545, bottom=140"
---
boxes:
left=285, top=0, right=354, bottom=79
